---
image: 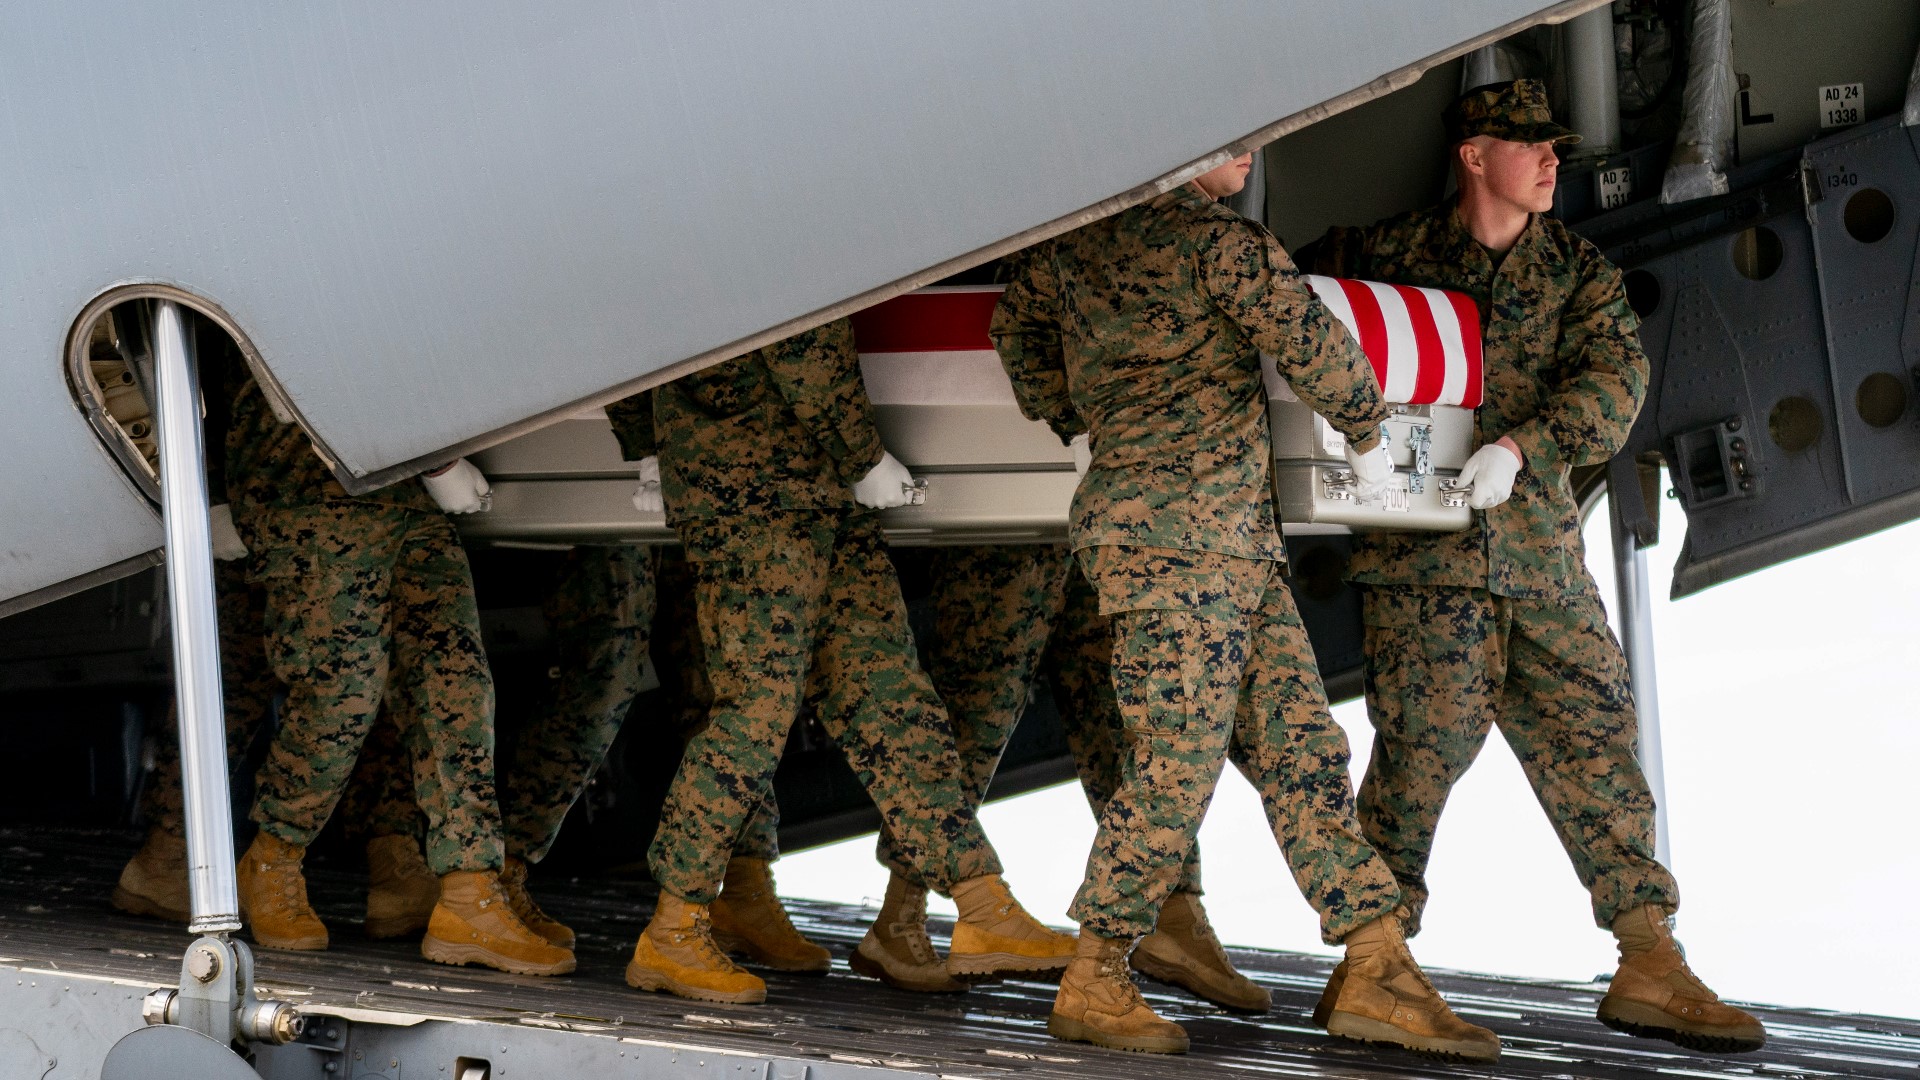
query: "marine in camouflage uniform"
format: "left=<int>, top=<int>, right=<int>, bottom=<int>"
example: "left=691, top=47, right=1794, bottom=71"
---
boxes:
left=997, top=166, right=1496, bottom=1057
left=629, top=318, right=1069, bottom=1006
left=646, top=320, right=1003, bottom=901
left=1300, top=79, right=1761, bottom=1053
left=228, top=372, right=501, bottom=879
left=994, top=182, right=1399, bottom=946
left=1301, top=97, right=1674, bottom=942
left=226, top=372, right=571, bottom=976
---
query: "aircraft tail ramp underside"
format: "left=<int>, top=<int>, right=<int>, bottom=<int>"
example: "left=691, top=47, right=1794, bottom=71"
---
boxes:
left=0, top=1, right=1609, bottom=613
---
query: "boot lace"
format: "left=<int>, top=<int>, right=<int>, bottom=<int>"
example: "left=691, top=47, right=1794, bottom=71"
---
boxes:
left=890, top=895, right=939, bottom=965
left=259, top=858, right=311, bottom=916
left=1097, top=950, right=1150, bottom=1009
left=670, top=907, right=745, bottom=972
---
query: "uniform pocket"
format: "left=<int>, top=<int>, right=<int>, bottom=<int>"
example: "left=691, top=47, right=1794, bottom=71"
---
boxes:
left=1360, top=585, right=1425, bottom=629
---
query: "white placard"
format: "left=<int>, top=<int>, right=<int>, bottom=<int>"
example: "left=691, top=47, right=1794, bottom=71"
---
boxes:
left=1818, top=83, right=1864, bottom=129
left=1597, top=165, right=1633, bottom=211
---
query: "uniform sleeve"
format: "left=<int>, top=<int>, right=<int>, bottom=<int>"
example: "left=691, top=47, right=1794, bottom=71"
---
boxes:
left=604, top=389, right=657, bottom=461
left=989, top=245, right=1085, bottom=443
left=762, top=317, right=887, bottom=484
left=1201, top=221, right=1388, bottom=452
left=1503, top=254, right=1649, bottom=472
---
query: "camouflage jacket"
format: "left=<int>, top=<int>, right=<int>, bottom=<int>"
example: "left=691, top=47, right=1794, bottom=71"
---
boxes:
left=605, top=389, right=657, bottom=462
left=992, top=183, right=1387, bottom=563
left=226, top=375, right=437, bottom=525
left=652, top=317, right=885, bottom=525
left=1302, top=201, right=1648, bottom=598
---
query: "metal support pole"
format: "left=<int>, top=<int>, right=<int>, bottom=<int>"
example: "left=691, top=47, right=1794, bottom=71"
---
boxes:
left=152, top=301, right=243, bottom=930
left=138, top=299, right=300, bottom=1057
left=1610, top=500, right=1671, bottom=868
left=1565, top=4, right=1621, bottom=159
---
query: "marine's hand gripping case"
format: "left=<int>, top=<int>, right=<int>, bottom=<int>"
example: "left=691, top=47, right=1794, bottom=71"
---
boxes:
left=1268, top=276, right=1484, bottom=532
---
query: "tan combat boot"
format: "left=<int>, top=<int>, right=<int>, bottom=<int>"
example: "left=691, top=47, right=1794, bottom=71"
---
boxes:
left=1048, top=930, right=1190, bottom=1054
left=709, top=857, right=830, bottom=973
left=1132, top=891, right=1270, bottom=1013
left=946, top=874, right=1076, bottom=978
left=850, top=872, right=965, bottom=992
left=625, top=892, right=767, bottom=1004
left=1597, top=905, right=1765, bottom=1053
left=236, top=832, right=329, bottom=951
left=111, top=829, right=189, bottom=924
left=499, top=856, right=575, bottom=949
left=421, top=869, right=576, bottom=976
left=364, top=834, right=438, bottom=940
left=1310, top=960, right=1347, bottom=1028
left=1323, top=915, right=1501, bottom=1061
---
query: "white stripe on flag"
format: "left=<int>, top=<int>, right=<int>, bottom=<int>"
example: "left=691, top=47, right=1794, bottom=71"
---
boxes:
left=859, top=350, right=1018, bottom=405
left=1366, top=281, right=1419, bottom=402
left=1420, top=287, right=1470, bottom=407
left=1304, top=275, right=1361, bottom=344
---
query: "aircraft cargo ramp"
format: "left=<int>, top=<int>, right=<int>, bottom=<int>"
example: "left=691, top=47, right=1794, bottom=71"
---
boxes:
left=2, top=828, right=1915, bottom=1080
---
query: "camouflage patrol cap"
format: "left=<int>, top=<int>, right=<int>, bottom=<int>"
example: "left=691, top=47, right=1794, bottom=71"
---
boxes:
left=1443, top=79, right=1581, bottom=145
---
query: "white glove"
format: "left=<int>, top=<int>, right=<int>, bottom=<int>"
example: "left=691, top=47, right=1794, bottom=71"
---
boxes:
left=422, top=458, right=492, bottom=514
left=1069, top=432, right=1092, bottom=476
left=208, top=503, right=248, bottom=561
left=1342, top=439, right=1395, bottom=503
left=1457, top=443, right=1523, bottom=510
left=631, top=456, right=663, bottom=514
left=852, top=451, right=916, bottom=509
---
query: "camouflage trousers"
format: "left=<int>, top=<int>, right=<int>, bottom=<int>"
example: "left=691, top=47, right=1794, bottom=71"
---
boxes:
left=650, top=512, right=1000, bottom=904
left=493, top=544, right=655, bottom=864
left=1356, top=583, right=1678, bottom=935
left=881, top=545, right=1202, bottom=894
left=344, top=547, right=782, bottom=866
left=248, top=503, right=502, bottom=874
left=1071, top=545, right=1399, bottom=943
left=339, top=711, right=426, bottom=843
left=142, top=558, right=279, bottom=839
left=654, top=549, right=781, bottom=862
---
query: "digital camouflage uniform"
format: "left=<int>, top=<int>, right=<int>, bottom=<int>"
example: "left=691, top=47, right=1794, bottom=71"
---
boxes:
left=648, top=319, right=1000, bottom=905
left=485, top=393, right=784, bottom=867
left=994, top=183, right=1400, bottom=943
left=1304, top=202, right=1675, bottom=935
left=889, top=546, right=1203, bottom=895
left=340, top=710, right=426, bottom=844
left=653, top=546, right=781, bottom=862
left=228, top=374, right=502, bottom=875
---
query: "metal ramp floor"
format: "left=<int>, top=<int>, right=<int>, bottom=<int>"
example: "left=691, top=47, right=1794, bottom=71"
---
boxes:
left=2, top=826, right=1916, bottom=1079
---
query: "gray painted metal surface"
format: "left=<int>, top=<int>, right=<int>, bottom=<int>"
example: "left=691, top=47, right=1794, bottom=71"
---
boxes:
left=1600, top=117, right=1920, bottom=595
left=0, top=1, right=1606, bottom=609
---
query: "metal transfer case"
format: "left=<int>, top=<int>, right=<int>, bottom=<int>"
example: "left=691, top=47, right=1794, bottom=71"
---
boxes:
left=1270, top=393, right=1476, bottom=530
left=1268, top=275, right=1486, bottom=532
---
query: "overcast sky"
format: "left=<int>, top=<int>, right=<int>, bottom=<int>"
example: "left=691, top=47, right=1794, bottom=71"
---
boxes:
left=779, top=489, right=1920, bottom=1021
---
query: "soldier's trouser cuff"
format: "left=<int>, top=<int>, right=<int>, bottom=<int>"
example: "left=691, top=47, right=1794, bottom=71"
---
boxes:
left=1591, top=877, right=1681, bottom=930
left=253, top=816, right=320, bottom=852
left=732, top=801, right=781, bottom=863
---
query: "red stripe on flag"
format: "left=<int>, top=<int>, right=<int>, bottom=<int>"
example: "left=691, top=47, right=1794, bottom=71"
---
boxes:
left=1335, top=279, right=1390, bottom=387
left=850, top=289, right=1003, bottom=353
left=1443, top=291, right=1485, bottom=408
left=1399, top=285, right=1447, bottom=405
